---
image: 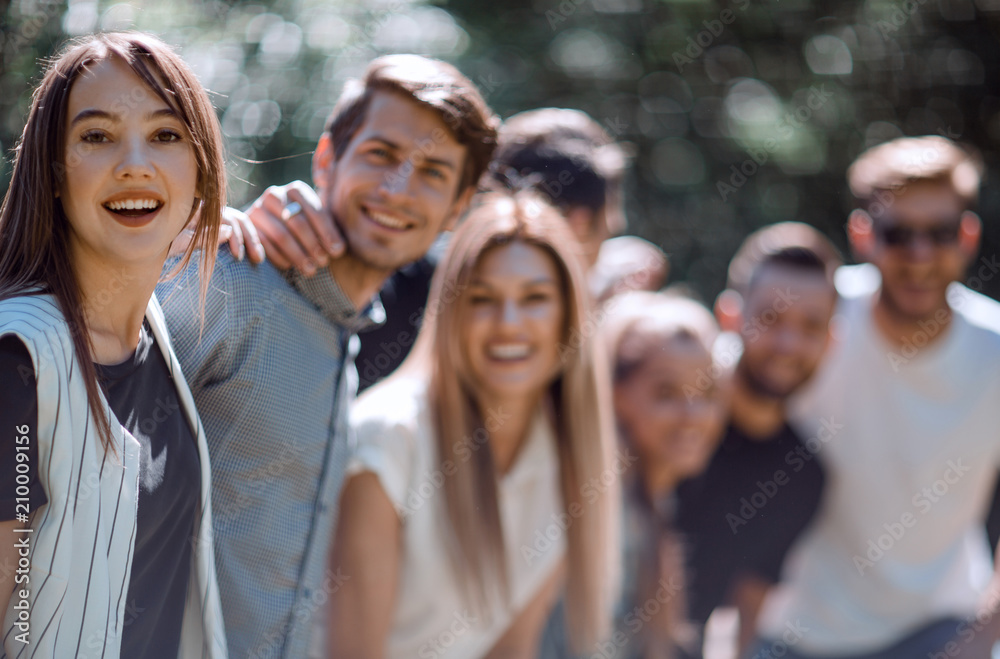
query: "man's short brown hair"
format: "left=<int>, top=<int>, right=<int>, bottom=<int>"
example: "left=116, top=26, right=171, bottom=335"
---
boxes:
left=847, top=135, right=984, bottom=214
left=727, top=222, right=842, bottom=296
left=325, top=54, right=499, bottom=194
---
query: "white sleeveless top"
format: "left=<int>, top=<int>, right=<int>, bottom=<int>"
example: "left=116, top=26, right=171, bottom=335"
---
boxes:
left=0, top=294, right=227, bottom=659
left=347, top=375, right=566, bottom=658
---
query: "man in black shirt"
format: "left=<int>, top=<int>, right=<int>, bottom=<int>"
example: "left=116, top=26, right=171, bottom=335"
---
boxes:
left=676, top=222, right=841, bottom=653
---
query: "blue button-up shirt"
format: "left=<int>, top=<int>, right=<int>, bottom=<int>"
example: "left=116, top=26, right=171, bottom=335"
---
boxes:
left=157, top=250, right=382, bottom=659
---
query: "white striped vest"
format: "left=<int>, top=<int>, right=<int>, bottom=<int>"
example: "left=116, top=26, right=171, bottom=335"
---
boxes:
left=0, top=294, right=227, bottom=659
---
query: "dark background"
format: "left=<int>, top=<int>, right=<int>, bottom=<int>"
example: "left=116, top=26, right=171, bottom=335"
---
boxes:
left=3, top=0, right=1000, bottom=301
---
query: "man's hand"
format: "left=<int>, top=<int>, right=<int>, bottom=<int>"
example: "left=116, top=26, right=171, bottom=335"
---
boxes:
left=245, top=181, right=344, bottom=276
left=168, top=206, right=264, bottom=262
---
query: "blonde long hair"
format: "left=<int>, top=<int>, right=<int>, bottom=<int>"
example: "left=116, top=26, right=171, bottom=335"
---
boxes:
left=400, top=190, right=619, bottom=649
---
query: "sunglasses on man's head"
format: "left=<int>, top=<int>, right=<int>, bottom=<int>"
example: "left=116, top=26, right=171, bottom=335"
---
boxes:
left=876, top=222, right=961, bottom=248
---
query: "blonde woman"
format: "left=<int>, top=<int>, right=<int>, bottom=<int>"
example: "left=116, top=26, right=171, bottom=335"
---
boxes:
left=328, top=191, right=620, bottom=658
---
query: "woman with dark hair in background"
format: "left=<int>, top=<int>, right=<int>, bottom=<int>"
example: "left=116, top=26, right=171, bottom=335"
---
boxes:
left=0, top=32, right=227, bottom=657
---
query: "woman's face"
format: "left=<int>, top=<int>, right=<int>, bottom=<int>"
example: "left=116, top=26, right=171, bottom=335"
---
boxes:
left=60, top=56, right=198, bottom=274
left=614, top=335, right=725, bottom=480
left=461, top=240, right=567, bottom=406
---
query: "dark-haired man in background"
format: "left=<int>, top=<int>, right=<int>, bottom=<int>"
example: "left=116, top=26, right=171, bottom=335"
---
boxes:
left=157, top=55, right=499, bottom=658
left=492, top=107, right=667, bottom=304
left=675, top=222, right=840, bottom=653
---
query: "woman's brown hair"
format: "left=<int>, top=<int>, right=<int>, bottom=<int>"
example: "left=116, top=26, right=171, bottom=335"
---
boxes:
left=0, top=31, right=226, bottom=455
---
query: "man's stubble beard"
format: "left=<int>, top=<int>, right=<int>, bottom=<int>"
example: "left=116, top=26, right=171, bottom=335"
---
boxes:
left=736, top=357, right=809, bottom=402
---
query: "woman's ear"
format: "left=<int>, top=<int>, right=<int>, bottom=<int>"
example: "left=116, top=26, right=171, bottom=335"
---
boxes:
left=714, top=289, right=743, bottom=333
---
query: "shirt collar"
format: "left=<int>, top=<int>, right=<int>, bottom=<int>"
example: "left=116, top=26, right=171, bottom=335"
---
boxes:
left=285, top=267, right=385, bottom=333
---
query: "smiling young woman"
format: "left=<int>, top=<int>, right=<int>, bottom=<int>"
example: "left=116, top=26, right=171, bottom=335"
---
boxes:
left=0, top=33, right=227, bottom=657
left=328, top=191, right=620, bottom=658
left=602, top=291, right=729, bottom=659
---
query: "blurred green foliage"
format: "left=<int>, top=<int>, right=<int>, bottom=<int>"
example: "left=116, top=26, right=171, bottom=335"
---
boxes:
left=3, top=0, right=1000, bottom=300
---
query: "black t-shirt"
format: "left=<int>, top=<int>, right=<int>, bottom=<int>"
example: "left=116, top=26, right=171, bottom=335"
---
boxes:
left=675, top=421, right=825, bottom=625
left=984, top=475, right=1000, bottom=549
left=0, top=324, right=201, bottom=658
left=356, top=236, right=446, bottom=392
left=0, top=337, right=47, bottom=519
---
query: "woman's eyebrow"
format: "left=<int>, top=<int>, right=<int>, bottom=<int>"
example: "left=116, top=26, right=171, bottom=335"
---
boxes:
left=69, top=106, right=177, bottom=127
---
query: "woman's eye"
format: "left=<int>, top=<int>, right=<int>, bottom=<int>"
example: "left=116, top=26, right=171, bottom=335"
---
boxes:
left=468, top=295, right=493, bottom=305
left=525, top=293, right=550, bottom=303
left=154, top=129, right=183, bottom=143
left=80, top=130, right=109, bottom=143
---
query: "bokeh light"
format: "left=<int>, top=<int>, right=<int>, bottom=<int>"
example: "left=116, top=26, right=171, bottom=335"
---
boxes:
left=2, top=0, right=1000, bottom=301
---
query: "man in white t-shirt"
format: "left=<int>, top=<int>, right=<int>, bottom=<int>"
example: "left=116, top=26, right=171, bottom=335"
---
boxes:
left=749, top=135, right=1000, bottom=658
